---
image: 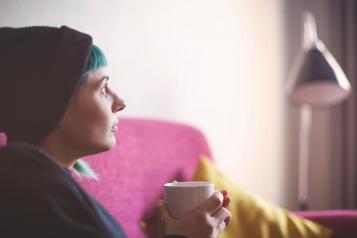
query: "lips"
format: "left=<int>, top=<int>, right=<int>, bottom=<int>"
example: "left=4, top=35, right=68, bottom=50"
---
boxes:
left=112, top=125, right=119, bottom=133
left=112, top=120, right=119, bottom=133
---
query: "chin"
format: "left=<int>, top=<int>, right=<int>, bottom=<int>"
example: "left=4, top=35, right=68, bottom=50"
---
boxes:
left=99, top=137, right=117, bottom=151
left=84, top=138, right=116, bottom=156
left=80, top=131, right=116, bottom=154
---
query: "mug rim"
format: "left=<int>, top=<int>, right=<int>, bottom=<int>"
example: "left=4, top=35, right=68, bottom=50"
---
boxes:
left=164, top=181, right=214, bottom=187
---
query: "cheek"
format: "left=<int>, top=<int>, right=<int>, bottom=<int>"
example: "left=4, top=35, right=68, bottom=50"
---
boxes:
left=78, top=99, right=112, bottom=133
left=65, top=97, right=113, bottom=142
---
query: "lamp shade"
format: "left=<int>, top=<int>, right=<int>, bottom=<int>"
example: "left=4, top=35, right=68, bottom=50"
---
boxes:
left=286, top=12, right=352, bottom=107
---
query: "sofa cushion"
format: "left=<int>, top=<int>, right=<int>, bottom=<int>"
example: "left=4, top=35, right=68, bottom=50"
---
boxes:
left=193, top=156, right=332, bottom=238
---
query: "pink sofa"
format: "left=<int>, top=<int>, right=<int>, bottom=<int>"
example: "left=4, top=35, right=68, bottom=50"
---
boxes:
left=77, top=118, right=357, bottom=238
left=1, top=118, right=356, bottom=237
left=77, top=118, right=212, bottom=237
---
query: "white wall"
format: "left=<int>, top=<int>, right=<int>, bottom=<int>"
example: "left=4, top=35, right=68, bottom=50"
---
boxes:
left=0, top=0, right=287, bottom=206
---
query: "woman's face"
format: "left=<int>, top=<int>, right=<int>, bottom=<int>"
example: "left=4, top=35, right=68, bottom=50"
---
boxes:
left=56, top=66, right=125, bottom=156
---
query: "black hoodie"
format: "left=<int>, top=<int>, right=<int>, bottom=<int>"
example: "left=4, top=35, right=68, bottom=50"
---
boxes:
left=0, top=143, right=127, bottom=237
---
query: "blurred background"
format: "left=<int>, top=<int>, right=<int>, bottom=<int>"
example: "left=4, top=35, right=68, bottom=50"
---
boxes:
left=1, top=0, right=355, bottom=211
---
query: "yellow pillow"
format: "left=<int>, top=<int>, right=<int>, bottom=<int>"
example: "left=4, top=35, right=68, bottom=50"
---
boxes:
left=192, top=156, right=332, bottom=238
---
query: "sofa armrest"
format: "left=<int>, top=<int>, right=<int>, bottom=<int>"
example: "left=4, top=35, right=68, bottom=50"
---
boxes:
left=294, top=210, right=357, bottom=238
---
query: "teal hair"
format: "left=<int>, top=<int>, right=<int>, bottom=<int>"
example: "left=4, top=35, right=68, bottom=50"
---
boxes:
left=83, top=44, right=108, bottom=77
left=73, top=44, right=108, bottom=180
left=73, top=159, right=99, bottom=180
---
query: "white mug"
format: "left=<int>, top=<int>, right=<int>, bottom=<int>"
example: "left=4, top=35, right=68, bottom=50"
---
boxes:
left=164, top=181, right=215, bottom=218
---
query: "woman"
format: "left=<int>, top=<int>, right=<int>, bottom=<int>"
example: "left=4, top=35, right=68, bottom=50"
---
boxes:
left=0, top=26, right=231, bottom=237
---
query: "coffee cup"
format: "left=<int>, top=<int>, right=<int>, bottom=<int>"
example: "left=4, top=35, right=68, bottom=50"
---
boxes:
left=164, top=181, right=215, bottom=218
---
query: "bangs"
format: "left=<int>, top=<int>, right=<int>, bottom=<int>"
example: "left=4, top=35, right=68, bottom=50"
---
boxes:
left=83, top=44, right=107, bottom=77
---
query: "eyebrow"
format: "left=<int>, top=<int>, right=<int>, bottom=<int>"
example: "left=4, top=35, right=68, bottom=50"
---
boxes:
left=92, top=76, right=109, bottom=89
left=100, top=76, right=110, bottom=82
left=97, top=76, right=109, bottom=86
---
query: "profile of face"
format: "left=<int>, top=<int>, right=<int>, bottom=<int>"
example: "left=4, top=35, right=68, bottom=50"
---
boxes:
left=54, top=66, right=125, bottom=157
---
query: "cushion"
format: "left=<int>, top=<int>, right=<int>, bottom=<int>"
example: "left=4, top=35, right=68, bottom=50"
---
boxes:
left=192, top=156, right=332, bottom=238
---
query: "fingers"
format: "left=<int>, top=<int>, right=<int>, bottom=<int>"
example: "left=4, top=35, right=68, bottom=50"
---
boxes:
left=221, top=190, right=231, bottom=208
left=156, top=200, right=173, bottom=222
left=212, top=207, right=231, bottom=226
left=217, top=221, right=226, bottom=233
left=195, top=191, right=224, bottom=215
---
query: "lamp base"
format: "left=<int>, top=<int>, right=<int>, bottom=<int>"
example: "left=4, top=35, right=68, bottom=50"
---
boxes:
left=299, top=199, right=310, bottom=211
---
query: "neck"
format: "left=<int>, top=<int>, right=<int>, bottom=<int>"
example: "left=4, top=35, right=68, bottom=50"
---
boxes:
left=38, top=136, right=79, bottom=169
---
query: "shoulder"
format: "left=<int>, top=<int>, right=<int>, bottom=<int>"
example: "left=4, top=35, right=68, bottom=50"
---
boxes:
left=0, top=143, right=82, bottom=201
left=0, top=142, right=63, bottom=171
left=0, top=143, right=93, bottom=226
left=0, top=142, right=71, bottom=181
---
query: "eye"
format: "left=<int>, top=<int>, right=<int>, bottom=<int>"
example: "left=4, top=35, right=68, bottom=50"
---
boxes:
left=100, top=84, right=109, bottom=97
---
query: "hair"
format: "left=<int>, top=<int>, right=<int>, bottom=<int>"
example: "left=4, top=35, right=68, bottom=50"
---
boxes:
left=73, top=44, right=108, bottom=95
left=83, top=44, right=108, bottom=76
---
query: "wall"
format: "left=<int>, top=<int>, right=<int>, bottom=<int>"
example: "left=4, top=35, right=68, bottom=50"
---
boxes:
left=0, top=0, right=287, bottom=206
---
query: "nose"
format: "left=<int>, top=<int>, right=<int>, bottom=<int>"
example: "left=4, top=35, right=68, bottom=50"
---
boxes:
left=112, top=94, right=126, bottom=113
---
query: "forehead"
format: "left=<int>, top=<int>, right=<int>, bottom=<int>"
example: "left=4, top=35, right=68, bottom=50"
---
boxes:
left=85, top=67, right=110, bottom=86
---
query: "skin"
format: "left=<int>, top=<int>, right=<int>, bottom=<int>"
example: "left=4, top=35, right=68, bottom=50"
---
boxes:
left=39, top=67, right=125, bottom=168
left=157, top=190, right=231, bottom=238
left=39, top=66, right=231, bottom=237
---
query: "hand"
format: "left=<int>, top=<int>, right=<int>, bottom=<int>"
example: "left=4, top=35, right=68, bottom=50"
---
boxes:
left=157, top=190, right=231, bottom=238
